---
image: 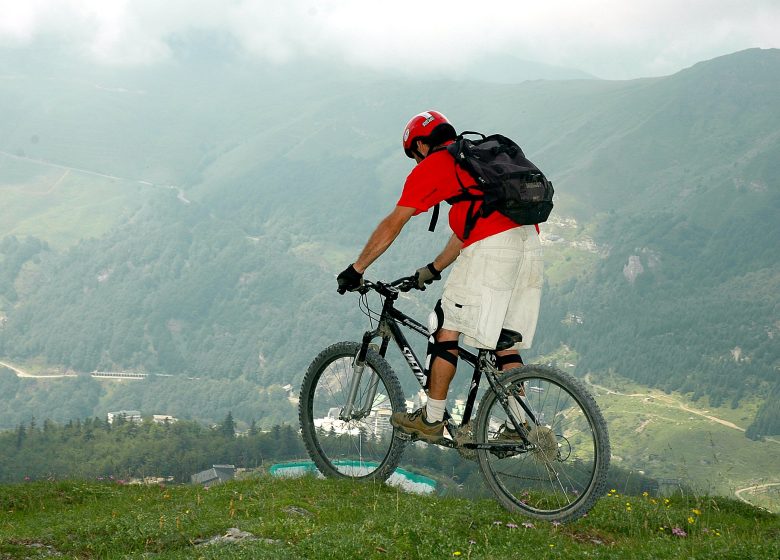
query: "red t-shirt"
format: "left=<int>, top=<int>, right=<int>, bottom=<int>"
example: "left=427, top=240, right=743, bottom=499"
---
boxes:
left=397, top=144, right=521, bottom=247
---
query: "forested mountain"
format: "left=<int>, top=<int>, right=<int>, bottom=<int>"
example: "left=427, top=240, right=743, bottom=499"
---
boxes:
left=0, top=47, right=777, bottom=437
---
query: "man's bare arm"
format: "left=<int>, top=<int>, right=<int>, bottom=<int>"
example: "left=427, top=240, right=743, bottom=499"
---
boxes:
left=353, top=206, right=416, bottom=273
left=432, top=234, right=463, bottom=271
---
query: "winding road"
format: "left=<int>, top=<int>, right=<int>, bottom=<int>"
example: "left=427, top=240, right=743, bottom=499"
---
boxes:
left=735, top=482, right=780, bottom=511
left=0, top=360, right=76, bottom=378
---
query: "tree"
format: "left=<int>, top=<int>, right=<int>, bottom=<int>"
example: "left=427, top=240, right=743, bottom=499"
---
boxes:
left=219, top=411, right=235, bottom=439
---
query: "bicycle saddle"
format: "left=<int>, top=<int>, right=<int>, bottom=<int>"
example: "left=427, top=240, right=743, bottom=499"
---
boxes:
left=496, top=329, right=523, bottom=351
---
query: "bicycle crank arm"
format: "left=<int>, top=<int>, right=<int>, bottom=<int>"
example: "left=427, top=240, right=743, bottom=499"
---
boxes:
left=393, top=431, right=459, bottom=449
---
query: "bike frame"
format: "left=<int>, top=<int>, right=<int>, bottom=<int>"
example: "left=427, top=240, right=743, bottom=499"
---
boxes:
left=341, top=282, right=537, bottom=447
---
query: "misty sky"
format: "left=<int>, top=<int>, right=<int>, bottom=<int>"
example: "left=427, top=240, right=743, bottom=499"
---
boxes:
left=0, top=0, right=778, bottom=79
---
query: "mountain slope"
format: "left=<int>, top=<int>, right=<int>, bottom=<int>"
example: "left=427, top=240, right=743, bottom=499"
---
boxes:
left=0, top=48, right=777, bottom=436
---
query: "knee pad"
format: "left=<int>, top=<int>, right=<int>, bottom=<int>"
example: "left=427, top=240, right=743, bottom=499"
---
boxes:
left=424, top=300, right=458, bottom=389
left=495, top=352, right=523, bottom=370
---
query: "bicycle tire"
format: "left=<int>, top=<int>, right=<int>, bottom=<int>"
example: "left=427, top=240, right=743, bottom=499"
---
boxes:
left=475, top=364, right=610, bottom=522
left=299, top=341, right=407, bottom=481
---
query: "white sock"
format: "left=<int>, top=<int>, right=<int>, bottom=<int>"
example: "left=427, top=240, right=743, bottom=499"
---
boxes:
left=425, top=397, right=446, bottom=423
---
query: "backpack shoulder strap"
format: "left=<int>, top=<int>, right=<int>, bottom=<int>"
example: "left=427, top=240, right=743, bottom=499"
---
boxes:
left=427, top=203, right=440, bottom=233
left=426, top=134, right=487, bottom=236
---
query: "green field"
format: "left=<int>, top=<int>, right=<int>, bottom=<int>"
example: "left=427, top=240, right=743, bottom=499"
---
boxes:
left=583, top=371, right=780, bottom=512
left=0, top=153, right=151, bottom=249
left=1, top=477, right=777, bottom=559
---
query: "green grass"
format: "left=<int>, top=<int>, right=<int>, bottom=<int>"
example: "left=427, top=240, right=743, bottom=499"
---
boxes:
left=0, top=477, right=777, bottom=559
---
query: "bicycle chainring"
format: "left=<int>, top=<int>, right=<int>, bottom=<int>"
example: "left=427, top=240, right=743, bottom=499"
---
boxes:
left=454, top=423, right=478, bottom=461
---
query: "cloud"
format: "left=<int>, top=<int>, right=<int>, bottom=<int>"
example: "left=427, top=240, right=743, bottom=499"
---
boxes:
left=0, top=0, right=778, bottom=78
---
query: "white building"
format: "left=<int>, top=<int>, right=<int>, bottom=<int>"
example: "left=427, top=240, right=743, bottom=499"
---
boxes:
left=107, top=410, right=142, bottom=424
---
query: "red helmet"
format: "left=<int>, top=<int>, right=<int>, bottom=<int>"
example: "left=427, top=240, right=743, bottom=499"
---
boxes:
left=402, top=110, right=455, bottom=158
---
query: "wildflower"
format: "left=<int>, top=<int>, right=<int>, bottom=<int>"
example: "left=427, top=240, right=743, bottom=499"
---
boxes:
left=552, top=521, right=561, bottom=528
left=506, top=523, right=518, bottom=529
left=492, top=521, right=503, bottom=526
left=468, top=540, right=476, bottom=545
left=453, top=552, right=462, bottom=557
left=687, top=517, right=695, bottom=524
left=692, top=508, right=701, bottom=516
left=521, top=522, right=535, bottom=529
left=642, top=491, right=649, bottom=497
left=671, top=527, right=687, bottom=538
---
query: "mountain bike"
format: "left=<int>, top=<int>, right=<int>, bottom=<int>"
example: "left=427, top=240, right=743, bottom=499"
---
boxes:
left=299, top=277, right=610, bottom=522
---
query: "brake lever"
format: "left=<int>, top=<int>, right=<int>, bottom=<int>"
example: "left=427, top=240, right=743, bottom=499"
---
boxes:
left=356, top=283, right=372, bottom=295
left=392, top=276, right=418, bottom=293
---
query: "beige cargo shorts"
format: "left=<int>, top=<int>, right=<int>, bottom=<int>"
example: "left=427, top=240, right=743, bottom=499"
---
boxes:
left=441, top=225, right=543, bottom=350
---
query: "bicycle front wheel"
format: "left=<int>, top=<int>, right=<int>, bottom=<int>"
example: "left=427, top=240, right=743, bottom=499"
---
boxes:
left=475, top=365, right=610, bottom=522
left=299, top=341, right=407, bottom=481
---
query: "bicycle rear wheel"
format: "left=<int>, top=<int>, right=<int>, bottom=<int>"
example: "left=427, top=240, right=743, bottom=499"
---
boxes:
left=475, top=365, right=610, bottom=522
left=299, top=341, right=407, bottom=481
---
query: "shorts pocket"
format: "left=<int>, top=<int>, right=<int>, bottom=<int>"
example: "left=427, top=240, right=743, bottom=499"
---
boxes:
left=441, top=289, right=482, bottom=334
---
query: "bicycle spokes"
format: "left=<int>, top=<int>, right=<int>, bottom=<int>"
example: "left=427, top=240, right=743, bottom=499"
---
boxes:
left=477, top=368, right=608, bottom=520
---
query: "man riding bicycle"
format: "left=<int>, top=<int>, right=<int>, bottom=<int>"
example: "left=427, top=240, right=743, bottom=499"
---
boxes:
left=337, top=110, right=543, bottom=444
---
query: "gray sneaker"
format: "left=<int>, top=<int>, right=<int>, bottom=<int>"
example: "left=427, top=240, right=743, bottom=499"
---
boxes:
left=390, top=407, right=445, bottom=444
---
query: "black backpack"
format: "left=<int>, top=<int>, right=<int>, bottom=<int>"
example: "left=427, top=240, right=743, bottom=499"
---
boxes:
left=429, top=132, right=554, bottom=239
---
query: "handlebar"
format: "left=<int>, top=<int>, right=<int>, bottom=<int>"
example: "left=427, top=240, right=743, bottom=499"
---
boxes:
left=356, top=276, right=418, bottom=298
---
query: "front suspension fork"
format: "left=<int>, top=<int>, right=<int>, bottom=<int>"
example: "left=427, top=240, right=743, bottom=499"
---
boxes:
left=340, top=332, right=387, bottom=421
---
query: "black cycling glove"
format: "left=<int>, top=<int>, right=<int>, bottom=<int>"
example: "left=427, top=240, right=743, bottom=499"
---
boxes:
left=337, top=264, right=363, bottom=294
left=414, top=262, right=441, bottom=290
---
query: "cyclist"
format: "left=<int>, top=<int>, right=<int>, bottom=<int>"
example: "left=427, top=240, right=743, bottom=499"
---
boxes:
left=337, top=110, right=543, bottom=444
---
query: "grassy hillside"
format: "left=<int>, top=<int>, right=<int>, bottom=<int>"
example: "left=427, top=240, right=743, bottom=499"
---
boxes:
left=0, top=154, right=149, bottom=249
left=0, top=478, right=777, bottom=559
